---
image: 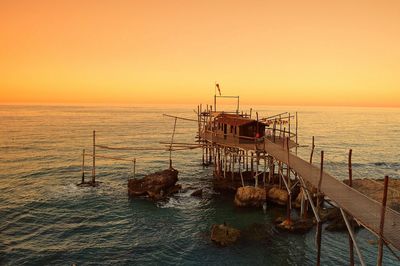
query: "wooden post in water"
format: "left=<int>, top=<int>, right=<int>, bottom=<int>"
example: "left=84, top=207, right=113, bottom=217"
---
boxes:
left=81, top=149, right=85, bottom=183
left=377, top=175, right=389, bottom=266
left=310, top=136, right=315, bottom=164
left=169, top=117, right=177, bottom=169
left=348, top=149, right=354, bottom=266
left=317, top=150, right=324, bottom=210
left=92, top=130, right=96, bottom=184
left=295, top=112, right=298, bottom=155
left=316, top=151, right=324, bottom=266
left=316, top=220, right=322, bottom=266
left=133, top=158, right=136, bottom=179
left=286, top=137, right=291, bottom=223
left=205, top=142, right=208, bottom=165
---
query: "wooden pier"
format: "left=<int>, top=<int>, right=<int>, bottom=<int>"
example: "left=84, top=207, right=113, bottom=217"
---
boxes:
left=194, top=93, right=400, bottom=265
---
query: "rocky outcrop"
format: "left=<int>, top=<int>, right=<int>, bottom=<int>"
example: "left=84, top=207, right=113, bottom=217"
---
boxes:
left=128, top=168, right=179, bottom=200
left=275, top=218, right=314, bottom=233
left=234, top=186, right=266, bottom=207
left=210, top=224, right=240, bottom=246
left=267, top=187, right=288, bottom=206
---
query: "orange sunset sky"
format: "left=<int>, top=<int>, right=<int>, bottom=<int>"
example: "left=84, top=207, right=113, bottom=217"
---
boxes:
left=1, top=0, right=399, bottom=107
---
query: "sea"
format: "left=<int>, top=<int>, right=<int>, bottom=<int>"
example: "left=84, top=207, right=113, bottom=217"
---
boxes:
left=0, top=104, right=399, bottom=265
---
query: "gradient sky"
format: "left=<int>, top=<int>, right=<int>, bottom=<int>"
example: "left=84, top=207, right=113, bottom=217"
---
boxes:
left=1, top=0, right=399, bottom=106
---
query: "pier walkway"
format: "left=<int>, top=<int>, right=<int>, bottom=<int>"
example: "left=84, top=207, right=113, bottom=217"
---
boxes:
left=204, top=132, right=400, bottom=250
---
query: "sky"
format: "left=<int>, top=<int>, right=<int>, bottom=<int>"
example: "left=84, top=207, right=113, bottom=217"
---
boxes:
left=0, top=0, right=399, bottom=107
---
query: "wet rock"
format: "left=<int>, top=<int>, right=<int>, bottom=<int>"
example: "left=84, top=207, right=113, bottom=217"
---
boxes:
left=267, top=187, right=288, bottom=206
left=275, top=218, right=314, bottom=233
left=127, top=168, right=179, bottom=200
left=325, top=217, right=359, bottom=232
left=210, top=223, right=240, bottom=246
left=191, top=189, right=203, bottom=197
left=318, top=208, right=340, bottom=223
left=234, top=186, right=266, bottom=207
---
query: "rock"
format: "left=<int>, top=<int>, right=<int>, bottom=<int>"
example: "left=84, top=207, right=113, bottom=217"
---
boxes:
left=191, top=188, right=203, bottom=197
left=318, top=208, right=341, bottom=223
left=267, top=187, right=288, bottom=206
left=234, top=186, right=266, bottom=207
left=325, top=216, right=360, bottom=232
left=127, top=168, right=179, bottom=200
left=210, top=224, right=240, bottom=246
left=276, top=218, right=314, bottom=233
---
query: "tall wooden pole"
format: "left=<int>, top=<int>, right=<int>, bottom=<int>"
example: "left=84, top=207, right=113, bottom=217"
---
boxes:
left=92, top=130, right=96, bottom=184
left=295, top=112, right=298, bottom=155
left=81, top=149, right=85, bottom=183
left=377, top=175, right=389, bottom=266
left=316, top=221, right=322, bottom=266
left=133, top=158, right=136, bottom=179
left=348, top=149, right=354, bottom=266
left=169, top=117, right=177, bottom=169
left=317, top=150, right=324, bottom=210
left=316, top=151, right=324, bottom=266
left=310, top=136, right=315, bottom=164
left=286, top=137, right=291, bottom=222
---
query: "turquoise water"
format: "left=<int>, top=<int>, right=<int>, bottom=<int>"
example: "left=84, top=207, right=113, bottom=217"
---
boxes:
left=0, top=104, right=399, bottom=265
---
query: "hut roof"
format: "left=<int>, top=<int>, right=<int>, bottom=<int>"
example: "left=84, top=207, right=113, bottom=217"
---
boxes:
left=216, top=114, right=256, bottom=127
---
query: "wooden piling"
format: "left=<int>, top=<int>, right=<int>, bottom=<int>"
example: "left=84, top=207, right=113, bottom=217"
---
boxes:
left=133, top=158, right=136, bottom=179
left=316, top=221, right=322, bottom=266
left=92, top=130, right=96, bottom=184
left=169, top=117, right=177, bottom=169
left=286, top=137, right=291, bottom=222
left=81, top=149, right=85, bottom=183
left=317, top=150, right=324, bottom=210
left=377, top=175, right=389, bottom=266
left=348, top=149, right=354, bottom=266
left=295, top=112, right=298, bottom=155
left=310, top=136, right=315, bottom=164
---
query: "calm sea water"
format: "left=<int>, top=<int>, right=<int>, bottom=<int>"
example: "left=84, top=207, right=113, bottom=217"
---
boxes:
left=0, top=104, right=399, bottom=265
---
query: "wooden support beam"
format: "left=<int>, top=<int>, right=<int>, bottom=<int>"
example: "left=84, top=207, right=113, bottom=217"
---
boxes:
left=341, top=208, right=366, bottom=266
left=348, top=149, right=354, bottom=266
left=377, top=175, right=389, bottom=266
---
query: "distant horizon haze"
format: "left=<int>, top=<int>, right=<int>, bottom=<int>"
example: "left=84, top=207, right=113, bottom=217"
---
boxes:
left=1, top=0, right=399, bottom=107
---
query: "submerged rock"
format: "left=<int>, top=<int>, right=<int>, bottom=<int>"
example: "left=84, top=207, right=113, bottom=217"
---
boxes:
left=190, top=188, right=203, bottom=197
left=127, top=168, right=179, bottom=200
left=234, top=186, right=266, bottom=207
left=210, top=223, right=241, bottom=246
left=275, top=218, right=314, bottom=233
